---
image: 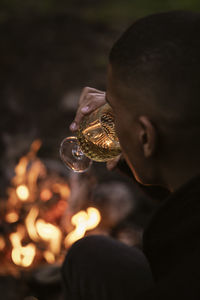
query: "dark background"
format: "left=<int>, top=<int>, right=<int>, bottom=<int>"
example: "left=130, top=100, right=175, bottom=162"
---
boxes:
left=1, top=0, right=200, bottom=179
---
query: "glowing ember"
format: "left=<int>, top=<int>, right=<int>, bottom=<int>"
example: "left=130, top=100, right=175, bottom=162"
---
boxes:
left=65, top=207, right=101, bottom=247
left=5, top=211, right=19, bottom=223
left=16, top=185, right=29, bottom=201
left=0, top=236, right=5, bottom=250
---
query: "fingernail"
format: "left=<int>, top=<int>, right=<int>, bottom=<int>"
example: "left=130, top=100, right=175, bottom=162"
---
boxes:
left=70, top=122, right=77, bottom=131
left=81, top=106, right=89, bottom=113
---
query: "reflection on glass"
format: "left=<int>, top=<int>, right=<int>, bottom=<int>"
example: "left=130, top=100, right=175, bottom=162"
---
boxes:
left=60, top=103, right=121, bottom=173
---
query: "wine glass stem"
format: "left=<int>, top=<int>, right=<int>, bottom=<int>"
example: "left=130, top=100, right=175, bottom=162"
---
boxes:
left=72, top=145, right=84, bottom=160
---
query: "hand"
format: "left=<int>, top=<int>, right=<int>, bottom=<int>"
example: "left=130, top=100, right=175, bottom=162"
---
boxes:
left=69, top=86, right=121, bottom=172
left=69, top=87, right=106, bottom=131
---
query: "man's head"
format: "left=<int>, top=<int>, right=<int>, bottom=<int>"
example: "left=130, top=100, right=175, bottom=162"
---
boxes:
left=106, top=11, right=200, bottom=191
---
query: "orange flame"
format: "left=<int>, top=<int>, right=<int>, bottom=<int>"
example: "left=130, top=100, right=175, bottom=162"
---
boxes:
left=52, top=183, right=70, bottom=199
left=13, top=157, right=29, bottom=186
left=11, top=139, right=45, bottom=203
left=25, top=207, right=40, bottom=242
left=25, top=207, right=63, bottom=264
left=12, top=140, right=42, bottom=187
left=43, top=250, right=55, bottom=264
left=10, top=230, right=36, bottom=268
left=36, top=219, right=62, bottom=255
left=5, top=140, right=72, bottom=269
left=64, top=207, right=101, bottom=247
left=0, top=236, right=6, bottom=251
left=25, top=205, right=63, bottom=264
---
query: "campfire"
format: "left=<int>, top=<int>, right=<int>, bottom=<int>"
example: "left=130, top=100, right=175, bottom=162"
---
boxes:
left=0, top=140, right=101, bottom=276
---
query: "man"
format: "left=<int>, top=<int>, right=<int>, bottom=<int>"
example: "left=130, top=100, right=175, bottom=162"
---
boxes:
left=62, top=11, right=200, bottom=299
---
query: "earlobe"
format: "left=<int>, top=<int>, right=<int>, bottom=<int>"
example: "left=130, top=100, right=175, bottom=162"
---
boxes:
left=139, top=116, right=156, bottom=158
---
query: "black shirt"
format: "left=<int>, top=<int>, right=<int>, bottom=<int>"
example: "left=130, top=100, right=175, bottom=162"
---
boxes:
left=140, top=175, right=200, bottom=299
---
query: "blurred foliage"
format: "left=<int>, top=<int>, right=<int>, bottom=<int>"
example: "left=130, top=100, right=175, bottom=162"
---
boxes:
left=91, top=0, right=200, bottom=23
left=1, top=0, right=200, bottom=26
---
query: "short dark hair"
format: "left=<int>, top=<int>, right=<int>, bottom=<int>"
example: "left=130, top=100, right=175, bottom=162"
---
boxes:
left=109, top=11, right=200, bottom=127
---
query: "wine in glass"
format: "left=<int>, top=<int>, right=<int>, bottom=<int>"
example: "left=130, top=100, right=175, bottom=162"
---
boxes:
left=60, top=103, right=121, bottom=172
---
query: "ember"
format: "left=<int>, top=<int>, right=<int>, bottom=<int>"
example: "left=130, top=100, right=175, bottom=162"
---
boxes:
left=65, top=207, right=101, bottom=247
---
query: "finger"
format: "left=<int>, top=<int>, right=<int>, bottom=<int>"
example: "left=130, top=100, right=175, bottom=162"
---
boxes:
left=79, top=87, right=105, bottom=107
left=69, top=108, right=84, bottom=131
left=70, top=92, right=106, bottom=131
left=69, top=121, right=78, bottom=131
left=80, top=93, right=106, bottom=114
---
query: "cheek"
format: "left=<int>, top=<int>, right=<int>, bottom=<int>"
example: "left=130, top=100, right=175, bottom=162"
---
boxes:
left=114, top=112, right=134, bottom=149
left=114, top=110, right=130, bottom=139
left=115, top=120, right=148, bottom=184
left=115, top=121, right=134, bottom=159
left=115, top=120, right=128, bottom=149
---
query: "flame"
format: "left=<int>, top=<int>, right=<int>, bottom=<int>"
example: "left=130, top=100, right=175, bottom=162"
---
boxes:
left=13, top=140, right=41, bottom=185
left=16, top=185, right=29, bottom=201
left=43, top=250, right=55, bottom=264
left=25, top=208, right=63, bottom=264
left=29, top=140, right=42, bottom=159
left=11, top=139, right=45, bottom=203
left=12, top=140, right=41, bottom=187
left=5, top=211, right=19, bottom=223
left=27, top=160, right=46, bottom=197
left=25, top=207, right=40, bottom=242
left=52, top=183, right=70, bottom=199
left=25, top=207, right=62, bottom=263
left=36, top=219, right=62, bottom=255
left=13, top=157, right=29, bottom=186
left=10, top=231, right=36, bottom=267
left=85, top=207, right=101, bottom=230
left=0, top=236, right=6, bottom=250
left=5, top=140, right=72, bottom=269
left=64, top=207, right=101, bottom=247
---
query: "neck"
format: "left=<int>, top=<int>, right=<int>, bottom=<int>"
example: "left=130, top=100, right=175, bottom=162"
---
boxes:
left=161, top=160, right=200, bottom=193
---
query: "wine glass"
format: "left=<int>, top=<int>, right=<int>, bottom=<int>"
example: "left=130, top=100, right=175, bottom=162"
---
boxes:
left=60, top=103, right=121, bottom=173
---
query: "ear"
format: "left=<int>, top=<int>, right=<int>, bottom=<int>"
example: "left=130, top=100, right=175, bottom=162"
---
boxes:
left=138, top=116, right=157, bottom=158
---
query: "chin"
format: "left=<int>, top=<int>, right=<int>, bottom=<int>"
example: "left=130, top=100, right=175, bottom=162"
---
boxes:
left=135, top=175, right=150, bottom=186
left=125, top=156, right=158, bottom=186
left=132, top=168, right=156, bottom=186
